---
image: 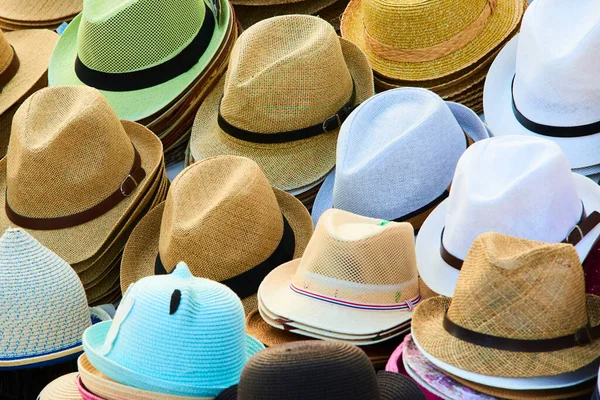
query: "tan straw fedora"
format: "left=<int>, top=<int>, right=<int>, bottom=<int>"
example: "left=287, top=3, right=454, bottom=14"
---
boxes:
left=412, top=232, right=600, bottom=378
left=120, top=155, right=314, bottom=312
left=0, top=0, right=80, bottom=25
left=38, top=373, right=82, bottom=400
left=341, top=0, right=525, bottom=81
left=233, top=0, right=341, bottom=30
left=0, top=86, right=163, bottom=265
left=190, top=15, right=374, bottom=191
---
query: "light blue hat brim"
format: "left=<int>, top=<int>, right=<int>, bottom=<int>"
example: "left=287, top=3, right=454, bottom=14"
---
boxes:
left=310, top=101, right=489, bottom=226
left=83, top=321, right=265, bottom=397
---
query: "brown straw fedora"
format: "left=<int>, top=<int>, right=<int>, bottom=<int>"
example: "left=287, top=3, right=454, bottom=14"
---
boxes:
left=341, top=0, right=525, bottom=81
left=120, top=155, right=314, bottom=312
left=233, top=0, right=341, bottom=30
left=0, top=86, right=163, bottom=264
left=412, top=232, right=600, bottom=378
left=190, top=15, right=374, bottom=191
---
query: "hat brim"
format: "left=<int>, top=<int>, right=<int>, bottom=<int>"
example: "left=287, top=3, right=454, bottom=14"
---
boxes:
left=0, top=121, right=163, bottom=264
left=341, top=0, right=525, bottom=81
left=37, top=373, right=82, bottom=400
left=0, top=0, right=80, bottom=23
left=82, top=321, right=264, bottom=397
left=0, top=29, right=58, bottom=114
left=119, top=187, right=314, bottom=314
left=311, top=101, right=489, bottom=226
left=234, top=0, right=339, bottom=29
left=48, top=0, right=231, bottom=122
left=416, top=173, right=600, bottom=297
left=412, top=296, right=600, bottom=382
left=484, top=35, right=600, bottom=172
left=190, top=37, right=374, bottom=191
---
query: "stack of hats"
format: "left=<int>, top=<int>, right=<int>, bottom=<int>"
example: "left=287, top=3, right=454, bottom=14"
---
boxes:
left=0, top=86, right=167, bottom=304
left=0, top=29, right=58, bottom=158
left=190, top=15, right=374, bottom=210
left=340, top=0, right=528, bottom=113
left=0, top=0, right=80, bottom=31
left=48, top=0, right=239, bottom=166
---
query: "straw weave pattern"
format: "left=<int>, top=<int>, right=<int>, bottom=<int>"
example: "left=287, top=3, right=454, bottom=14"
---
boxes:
left=0, top=33, right=12, bottom=74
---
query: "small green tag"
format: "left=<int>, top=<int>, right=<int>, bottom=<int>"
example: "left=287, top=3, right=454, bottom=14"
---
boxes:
left=395, top=292, right=402, bottom=303
left=379, top=220, right=391, bottom=226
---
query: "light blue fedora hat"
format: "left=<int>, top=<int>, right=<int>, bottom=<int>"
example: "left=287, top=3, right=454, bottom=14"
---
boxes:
left=311, top=87, right=489, bottom=229
left=82, top=262, right=265, bottom=397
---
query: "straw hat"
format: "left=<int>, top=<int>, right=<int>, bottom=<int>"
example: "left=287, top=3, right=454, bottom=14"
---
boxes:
left=83, top=263, right=264, bottom=397
left=0, top=0, right=80, bottom=24
left=0, top=228, right=111, bottom=369
left=484, top=0, right=600, bottom=175
left=48, top=0, right=230, bottom=121
left=120, top=155, right=313, bottom=312
left=259, top=209, right=420, bottom=336
left=311, top=88, right=488, bottom=228
left=417, top=135, right=600, bottom=297
left=215, top=341, right=426, bottom=400
left=190, top=15, right=374, bottom=191
left=77, top=376, right=104, bottom=400
left=38, top=373, right=83, bottom=400
left=341, top=0, right=525, bottom=81
left=233, top=0, right=340, bottom=30
left=0, top=86, right=162, bottom=265
left=413, top=232, right=600, bottom=378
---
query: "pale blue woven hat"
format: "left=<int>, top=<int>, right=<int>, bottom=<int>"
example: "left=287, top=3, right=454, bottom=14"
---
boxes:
left=82, top=262, right=265, bottom=397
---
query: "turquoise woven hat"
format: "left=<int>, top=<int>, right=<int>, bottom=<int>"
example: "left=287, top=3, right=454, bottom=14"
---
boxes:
left=82, top=262, right=265, bottom=397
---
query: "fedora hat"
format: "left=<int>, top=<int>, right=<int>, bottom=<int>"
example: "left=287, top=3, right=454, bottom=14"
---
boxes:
left=48, top=0, right=230, bottom=122
left=233, top=0, right=340, bottom=30
left=190, top=15, right=374, bottom=191
left=0, top=86, right=162, bottom=265
left=311, top=88, right=489, bottom=228
left=215, top=341, right=426, bottom=400
left=0, top=228, right=111, bottom=370
left=0, top=0, right=80, bottom=25
left=120, top=155, right=313, bottom=312
left=38, top=373, right=84, bottom=400
left=484, top=0, right=600, bottom=174
left=259, top=209, right=420, bottom=337
left=417, top=135, right=600, bottom=297
left=83, top=263, right=265, bottom=397
left=340, top=0, right=525, bottom=81
left=413, top=232, right=600, bottom=379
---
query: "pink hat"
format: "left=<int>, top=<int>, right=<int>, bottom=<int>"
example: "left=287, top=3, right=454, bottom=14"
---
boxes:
left=76, top=376, right=105, bottom=400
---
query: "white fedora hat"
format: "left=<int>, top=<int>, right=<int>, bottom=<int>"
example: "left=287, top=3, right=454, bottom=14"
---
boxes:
left=484, top=0, right=600, bottom=175
left=416, top=135, right=600, bottom=297
left=312, top=88, right=489, bottom=228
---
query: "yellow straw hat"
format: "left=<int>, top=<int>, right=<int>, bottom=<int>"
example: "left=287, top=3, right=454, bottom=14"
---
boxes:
left=120, top=155, right=314, bottom=313
left=341, top=0, right=525, bottom=81
left=412, top=232, right=600, bottom=378
left=190, top=15, right=374, bottom=191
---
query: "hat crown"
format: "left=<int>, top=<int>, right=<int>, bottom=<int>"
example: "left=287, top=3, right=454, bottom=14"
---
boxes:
left=0, top=228, right=90, bottom=361
left=7, top=86, right=134, bottom=219
left=77, top=0, right=206, bottom=74
left=513, top=0, right=600, bottom=127
left=220, top=15, right=354, bottom=133
left=100, top=263, right=249, bottom=387
left=363, top=0, right=489, bottom=49
left=443, top=136, right=582, bottom=260
left=333, top=88, right=469, bottom=220
left=158, top=156, right=284, bottom=282
left=0, top=32, right=13, bottom=74
left=238, top=341, right=381, bottom=400
left=292, top=209, right=419, bottom=305
left=448, top=232, right=589, bottom=339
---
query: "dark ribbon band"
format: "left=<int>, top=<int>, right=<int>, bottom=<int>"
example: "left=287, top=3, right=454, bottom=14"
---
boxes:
left=74, top=3, right=215, bottom=92
left=440, top=208, right=600, bottom=270
left=155, top=215, right=296, bottom=298
left=0, top=46, right=20, bottom=92
left=5, top=146, right=146, bottom=230
left=511, top=75, right=600, bottom=137
left=443, top=312, right=600, bottom=352
left=393, top=190, right=449, bottom=224
left=217, top=83, right=356, bottom=144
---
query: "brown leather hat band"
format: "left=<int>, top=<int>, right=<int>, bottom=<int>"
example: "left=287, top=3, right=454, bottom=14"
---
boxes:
left=5, top=146, right=146, bottom=230
left=443, top=312, right=600, bottom=352
left=0, top=46, right=20, bottom=92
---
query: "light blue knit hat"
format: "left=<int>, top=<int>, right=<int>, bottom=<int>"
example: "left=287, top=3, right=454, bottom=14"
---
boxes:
left=82, top=262, right=265, bottom=397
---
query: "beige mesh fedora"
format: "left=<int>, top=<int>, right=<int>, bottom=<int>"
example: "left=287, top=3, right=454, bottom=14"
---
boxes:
left=120, top=155, right=314, bottom=312
left=190, top=15, right=374, bottom=191
left=0, top=86, right=163, bottom=265
left=412, top=232, right=600, bottom=379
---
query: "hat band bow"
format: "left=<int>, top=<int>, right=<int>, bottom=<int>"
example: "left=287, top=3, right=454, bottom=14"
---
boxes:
left=0, top=46, right=20, bottom=93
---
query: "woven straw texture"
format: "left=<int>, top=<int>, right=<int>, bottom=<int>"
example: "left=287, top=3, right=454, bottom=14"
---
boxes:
left=191, top=15, right=374, bottom=191
left=0, top=229, right=90, bottom=367
left=412, top=232, right=600, bottom=377
left=234, top=0, right=340, bottom=30
left=341, top=0, right=524, bottom=81
left=0, top=0, right=80, bottom=23
left=38, top=373, right=82, bottom=400
left=0, top=86, right=163, bottom=264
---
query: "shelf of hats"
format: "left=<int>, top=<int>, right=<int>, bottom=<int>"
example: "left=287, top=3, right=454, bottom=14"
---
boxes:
left=3, top=0, right=600, bottom=399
